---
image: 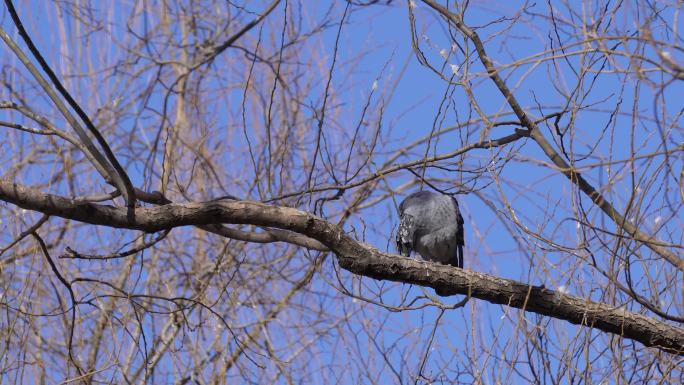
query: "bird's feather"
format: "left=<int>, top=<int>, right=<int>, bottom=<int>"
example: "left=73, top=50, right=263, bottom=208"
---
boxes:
left=396, top=191, right=465, bottom=268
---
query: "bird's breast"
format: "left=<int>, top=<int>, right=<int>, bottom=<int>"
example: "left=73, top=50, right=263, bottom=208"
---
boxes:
left=414, top=233, right=457, bottom=264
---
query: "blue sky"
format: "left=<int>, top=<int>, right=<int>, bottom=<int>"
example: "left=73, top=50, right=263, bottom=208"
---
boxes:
left=1, top=0, right=682, bottom=383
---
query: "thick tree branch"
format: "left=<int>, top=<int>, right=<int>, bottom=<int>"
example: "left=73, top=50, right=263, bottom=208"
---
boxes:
left=0, top=179, right=682, bottom=355
left=200, top=223, right=328, bottom=251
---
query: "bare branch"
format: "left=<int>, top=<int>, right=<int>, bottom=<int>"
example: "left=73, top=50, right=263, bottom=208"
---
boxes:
left=420, top=0, right=684, bottom=272
left=1, top=178, right=681, bottom=355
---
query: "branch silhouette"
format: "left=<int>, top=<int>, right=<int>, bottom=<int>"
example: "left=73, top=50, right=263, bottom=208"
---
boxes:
left=1, top=178, right=681, bottom=355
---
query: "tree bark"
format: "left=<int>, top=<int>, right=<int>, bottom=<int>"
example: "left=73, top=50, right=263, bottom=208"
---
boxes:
left=1, top=178, right=682, bottom=355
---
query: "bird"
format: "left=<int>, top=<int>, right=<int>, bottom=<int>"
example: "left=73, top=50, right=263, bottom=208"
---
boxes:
left=396, top=190, right=464, bottom=268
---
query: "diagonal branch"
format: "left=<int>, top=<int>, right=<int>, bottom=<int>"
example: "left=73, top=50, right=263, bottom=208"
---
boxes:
left=2, top=0, right=136, bottom=209
left=0, top=178, right=682, bottom=355
left=194, top=0, right=282, bottom=67
left=420, top=0, right=684, bottom=273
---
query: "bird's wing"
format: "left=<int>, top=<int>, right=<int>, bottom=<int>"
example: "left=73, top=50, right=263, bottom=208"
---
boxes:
left=451, top=196, right=465, bottom=247
left=449, top=196, right=465, bottom=268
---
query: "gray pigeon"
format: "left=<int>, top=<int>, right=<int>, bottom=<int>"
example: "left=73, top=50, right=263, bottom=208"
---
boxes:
left=396, top=190, right=464, bottom=268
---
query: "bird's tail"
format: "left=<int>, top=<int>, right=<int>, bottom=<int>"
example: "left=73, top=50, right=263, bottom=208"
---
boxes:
left=450, top=245, right=463, bottom=268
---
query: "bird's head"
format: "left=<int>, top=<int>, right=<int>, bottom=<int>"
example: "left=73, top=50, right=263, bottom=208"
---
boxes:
left=396, top=214, right=415, bottom=257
